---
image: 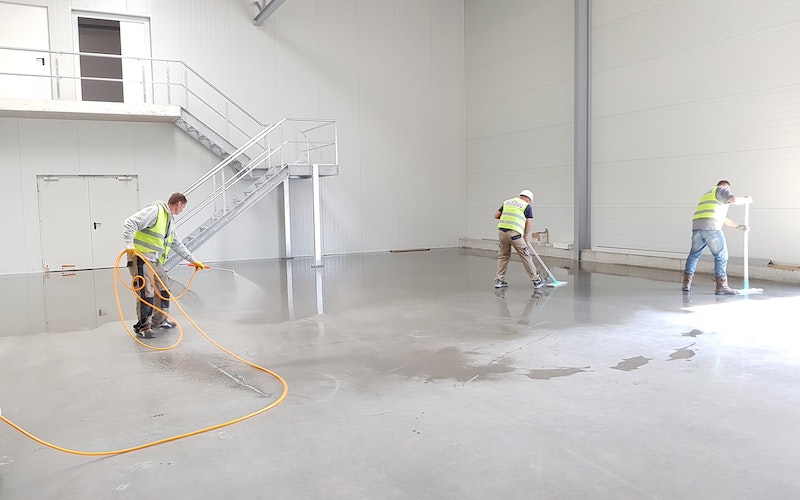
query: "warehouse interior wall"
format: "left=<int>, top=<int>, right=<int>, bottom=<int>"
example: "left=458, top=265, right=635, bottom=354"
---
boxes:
left=3, top=0, right=800, bottom=276
left=0, top=0, right=466, bottom=275
left=466, top=0, right=800, bottom=268
left=590, top=0, right=800, bottom=266
left=465, top=0, right=575, bottom=248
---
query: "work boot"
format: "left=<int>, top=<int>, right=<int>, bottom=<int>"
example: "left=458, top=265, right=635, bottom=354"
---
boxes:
left=138, top=324, right=155, bottom=339
left=682, top=272, right=693, bottom=292
left=715, top=276, right=739, bottom=296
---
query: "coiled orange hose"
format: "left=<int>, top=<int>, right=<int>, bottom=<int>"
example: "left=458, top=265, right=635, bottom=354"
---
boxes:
left=0, top=250, right=288, bottom=455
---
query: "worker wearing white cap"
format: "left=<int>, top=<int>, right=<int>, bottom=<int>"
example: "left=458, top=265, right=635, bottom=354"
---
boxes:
left=493, top=189, right=545, bottom=289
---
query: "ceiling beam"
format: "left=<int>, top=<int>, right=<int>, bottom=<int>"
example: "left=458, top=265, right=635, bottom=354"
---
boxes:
left=252, top=0, right=287, bottom=26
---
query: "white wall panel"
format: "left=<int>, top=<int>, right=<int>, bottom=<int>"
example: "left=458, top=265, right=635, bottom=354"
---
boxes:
left=0, top=120, right=26, bottom=274
left=594, top=22, right=800, bottom=118
left=273, top=0, right=322, bottom=119
left=468, top=123, right=573, bottom=175
left=466, top=0, right=571, bottom=72
left=465, top=0, right=574, bottom=248
left=467, top=81, right=573, bottom=139
left=467, top=37, right=572, bottom=106
left=592, top=0, right=800, bottom=72
left=592, top=0, right=800, bottom=265
left=464, top=0, right=549, bottom=37
left=430, top=0, right=466, bottom=247
left=76, top=121, right=134, bottom=173
left=317, top=0, right=365, bottom=255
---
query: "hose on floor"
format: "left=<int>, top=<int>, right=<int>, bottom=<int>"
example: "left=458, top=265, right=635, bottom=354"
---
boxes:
left=0, top=250, right=288, bottom=456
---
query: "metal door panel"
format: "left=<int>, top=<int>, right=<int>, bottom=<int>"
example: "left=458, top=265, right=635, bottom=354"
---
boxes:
left=88, top=175, right=139, bottom=269
left=37, top=176, right=92, bottom=271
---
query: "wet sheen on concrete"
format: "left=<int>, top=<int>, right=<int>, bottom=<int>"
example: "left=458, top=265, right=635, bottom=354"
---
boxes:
left=1, top=248, right=800, bottom=499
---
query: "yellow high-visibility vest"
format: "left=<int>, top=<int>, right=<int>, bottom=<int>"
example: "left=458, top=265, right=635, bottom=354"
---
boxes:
left=133, top=203, right=174, bottom=264
left=498, top=197, right=528, bottom=234
left=692, top=186, right=728, bottom=223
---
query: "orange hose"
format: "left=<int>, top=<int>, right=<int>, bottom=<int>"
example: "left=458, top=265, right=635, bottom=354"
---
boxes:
left=0, top=250, right=288, bottom=455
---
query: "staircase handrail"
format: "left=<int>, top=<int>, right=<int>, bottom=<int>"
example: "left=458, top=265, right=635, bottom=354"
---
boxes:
left=1, top=45, right=339, bottom=251
left=0, top=45, right=268, bottom=145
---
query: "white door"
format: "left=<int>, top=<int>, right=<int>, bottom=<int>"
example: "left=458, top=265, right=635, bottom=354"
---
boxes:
left=88, top=175, right=140, bottom=268
left=38, top=176, right=92, bottom=271
left=120, top=20, right=153, bottom=104
left=38, top=175, right=140, bottom=271
left=0, top=3, right=52, bottom=99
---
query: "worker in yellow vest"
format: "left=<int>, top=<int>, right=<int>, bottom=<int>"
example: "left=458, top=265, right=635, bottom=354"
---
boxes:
left=493, top=189, right=545, bottom=289
left=122, top=192, right=205, bottom=338
left=682, top=180, right=751, bottom=295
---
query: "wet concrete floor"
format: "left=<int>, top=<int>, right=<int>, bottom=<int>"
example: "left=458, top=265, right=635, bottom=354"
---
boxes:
left=1, top=248, right=799, bottom=499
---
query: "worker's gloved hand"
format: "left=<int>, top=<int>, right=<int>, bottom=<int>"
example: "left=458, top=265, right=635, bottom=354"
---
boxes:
left=125, top=242, right=136, bottom=257
left=193, top=261, right=206, bottom=270
left=737, top=224, right=749, bottom=232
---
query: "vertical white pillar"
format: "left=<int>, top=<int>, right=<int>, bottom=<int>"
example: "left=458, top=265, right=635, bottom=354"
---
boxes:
left=312, top=164, right=323, bottom=267
left=283, top=180, right=292, bottom=258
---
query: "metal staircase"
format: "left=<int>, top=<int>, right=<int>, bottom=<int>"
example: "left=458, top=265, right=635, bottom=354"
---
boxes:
left=0, top=45, right=338, bottom=266
left=165, top=116, right=338, bottom=269
left=174, top=109, right=251, bottom=173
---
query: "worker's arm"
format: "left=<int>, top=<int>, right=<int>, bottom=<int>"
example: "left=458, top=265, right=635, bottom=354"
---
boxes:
left=724, top=218, right=749, bottom=231
left=122, top=205, right=158, bottom=245
left=493, top=210, right=502, bottom=220
left=524, top=218, right=532, bottom=241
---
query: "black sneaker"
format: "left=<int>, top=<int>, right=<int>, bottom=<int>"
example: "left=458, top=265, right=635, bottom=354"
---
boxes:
left=533, top=277, right=546, bottom=289
left=133, top=322, right=143, bottom=334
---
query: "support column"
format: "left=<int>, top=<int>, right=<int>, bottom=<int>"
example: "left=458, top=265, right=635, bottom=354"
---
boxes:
left=282, top=180, right=292, bottom=259
left=312, top=164, right=323, bottom=268
left=574, top=0, right=591, bottom=261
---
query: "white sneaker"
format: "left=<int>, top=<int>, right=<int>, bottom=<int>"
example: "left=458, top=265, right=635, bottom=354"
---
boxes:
left=494, top=279, right=508, bottom=288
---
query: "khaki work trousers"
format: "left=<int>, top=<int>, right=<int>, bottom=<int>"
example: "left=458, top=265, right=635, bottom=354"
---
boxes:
left=495, top=230, right=541, bottom=283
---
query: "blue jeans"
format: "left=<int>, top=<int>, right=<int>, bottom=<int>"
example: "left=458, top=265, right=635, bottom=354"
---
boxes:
left=684, top=229, right=728, bottom=277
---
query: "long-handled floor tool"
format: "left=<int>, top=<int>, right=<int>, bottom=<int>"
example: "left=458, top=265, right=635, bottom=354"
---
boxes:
left=739, top=202, right=763, bottom=295
left=527, top=242, right=568, bottom=287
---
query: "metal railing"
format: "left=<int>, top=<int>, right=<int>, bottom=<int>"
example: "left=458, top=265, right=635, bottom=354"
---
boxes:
left=1, top=45, right=338, bottom=237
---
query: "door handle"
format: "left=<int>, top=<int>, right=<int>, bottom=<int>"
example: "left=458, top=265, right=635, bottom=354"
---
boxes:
left=93, top=222, right=101, bottom=230
left=35, top=57, right=45, bottom=66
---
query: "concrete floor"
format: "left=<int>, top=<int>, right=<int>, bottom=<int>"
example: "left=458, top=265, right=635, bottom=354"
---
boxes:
left=1, top=248, right=799, bottom=499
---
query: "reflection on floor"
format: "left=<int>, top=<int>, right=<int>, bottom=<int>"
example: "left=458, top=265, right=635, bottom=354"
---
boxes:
left=1, top=248, right=799, bottom=499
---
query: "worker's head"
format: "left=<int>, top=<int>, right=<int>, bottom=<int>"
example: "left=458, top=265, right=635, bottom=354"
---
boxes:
left=716, top=180, right=731, bottom=188
left=519, top=189, right=534, bottom=202
left=168, top=192, right=188, bottom=215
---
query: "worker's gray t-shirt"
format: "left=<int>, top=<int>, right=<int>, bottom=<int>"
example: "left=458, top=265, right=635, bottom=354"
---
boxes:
left=692, top=186, right=732, bottom=230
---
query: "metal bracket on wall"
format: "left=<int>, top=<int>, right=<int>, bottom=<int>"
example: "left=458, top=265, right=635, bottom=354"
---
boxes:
left=252, top=0, right=287, bottom=26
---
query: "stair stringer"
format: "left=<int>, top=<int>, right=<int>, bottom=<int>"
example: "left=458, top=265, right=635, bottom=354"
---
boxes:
left=165, top=165, right=290, bottom=270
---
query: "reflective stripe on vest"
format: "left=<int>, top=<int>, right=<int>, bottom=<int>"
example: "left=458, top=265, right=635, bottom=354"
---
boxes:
left=497, top=197, right=528, bottom=234
left=692, top=186, right=728, bottom=223
left=133, top=203, right=174, bottom=264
